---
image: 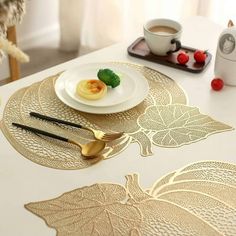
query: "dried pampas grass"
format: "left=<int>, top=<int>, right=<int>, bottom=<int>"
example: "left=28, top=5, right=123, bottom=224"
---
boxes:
left=0, top=0, right=28, bottom=63
left=0, top=37, right=29, bottom=63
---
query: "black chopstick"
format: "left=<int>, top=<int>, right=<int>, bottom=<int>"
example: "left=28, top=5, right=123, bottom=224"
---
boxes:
left=30, top=112, right=83, bottom=128
left=12, top=122, right=69, bottom=142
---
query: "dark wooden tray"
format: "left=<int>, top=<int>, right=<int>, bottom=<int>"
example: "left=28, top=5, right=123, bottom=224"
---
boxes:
left=127, top=37, right=212, bottom=73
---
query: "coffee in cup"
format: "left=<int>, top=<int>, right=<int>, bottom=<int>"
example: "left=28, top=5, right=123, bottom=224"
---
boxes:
left=148, top=25, right=178, bottom=35
left=144, top=18, right=182, bottom=56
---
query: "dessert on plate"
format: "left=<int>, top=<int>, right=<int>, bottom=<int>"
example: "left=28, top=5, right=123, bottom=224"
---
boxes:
left=76, top=79, right=107, bottom=100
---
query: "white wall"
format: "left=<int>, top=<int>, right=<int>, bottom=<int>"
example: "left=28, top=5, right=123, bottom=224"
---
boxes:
left=0, top=0, right=60, bottom=81
left=18, top=0, right=60, bottom=49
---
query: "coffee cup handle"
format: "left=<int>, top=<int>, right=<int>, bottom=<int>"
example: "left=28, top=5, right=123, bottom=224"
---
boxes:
left=167, top=38, right=181, bottom=54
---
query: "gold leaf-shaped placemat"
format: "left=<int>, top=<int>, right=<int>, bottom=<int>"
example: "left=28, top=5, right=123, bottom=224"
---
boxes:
left=1, top=62, right=233, bottom=170
left=25, top=161, right=236, bottom=236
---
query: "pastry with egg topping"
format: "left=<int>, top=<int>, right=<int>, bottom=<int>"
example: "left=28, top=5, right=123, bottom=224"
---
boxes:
left=76, top=79, right=107, bottom=100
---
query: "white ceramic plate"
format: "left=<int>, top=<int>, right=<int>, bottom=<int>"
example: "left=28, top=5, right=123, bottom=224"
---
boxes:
left=63, top=64, right=136, bottom=107
left=54, top=63, right=149, bottom=114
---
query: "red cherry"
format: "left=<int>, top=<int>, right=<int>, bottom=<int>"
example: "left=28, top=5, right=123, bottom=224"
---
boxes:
left=211, top=78, right=224, bottom=91
left=194, top=50, right=207, bottom=63
left=177, top=52, right=189, bottom=65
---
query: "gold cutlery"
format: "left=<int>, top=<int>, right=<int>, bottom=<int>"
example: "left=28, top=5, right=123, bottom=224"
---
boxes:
left=30, top=112, right=124, bottom=142
left=12, top=123, right=106, bottom=159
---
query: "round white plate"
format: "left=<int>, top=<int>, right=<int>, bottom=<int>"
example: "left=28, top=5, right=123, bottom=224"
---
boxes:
left=54, top=63, right=149, bottom=114
left=63, top=64, right=137, bottom=107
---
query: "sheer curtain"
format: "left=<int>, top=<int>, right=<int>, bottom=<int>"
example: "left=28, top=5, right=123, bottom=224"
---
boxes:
left=59, top=0, right=236, bottom=55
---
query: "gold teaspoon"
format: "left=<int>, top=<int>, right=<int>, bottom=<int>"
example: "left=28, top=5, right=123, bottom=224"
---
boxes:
left=12, top=123, right=106, bottom=158
left=69, top=140, right=106, bottom=157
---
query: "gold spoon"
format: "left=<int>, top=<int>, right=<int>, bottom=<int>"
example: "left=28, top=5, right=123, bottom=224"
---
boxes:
left=12, top=123, right=106, bottom=158
left=69, top=139, right=106, bottom=157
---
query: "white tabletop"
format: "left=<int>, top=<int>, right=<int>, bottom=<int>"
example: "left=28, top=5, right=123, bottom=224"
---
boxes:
left=0, top=17, right=235, bottom=236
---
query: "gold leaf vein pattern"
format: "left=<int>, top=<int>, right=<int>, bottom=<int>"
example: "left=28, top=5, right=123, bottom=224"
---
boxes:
left=0, top=62, right=233, bottom=170
left=25, top=161, right=236, bottom=236
left=26, top=184, right=142, bottom=236
left=138, top=105, right=233, bottom=147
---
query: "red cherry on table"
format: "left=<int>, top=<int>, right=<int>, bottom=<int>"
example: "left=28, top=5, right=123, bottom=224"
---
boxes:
left=211, top=78, right=224, bottom=91
left=194, top=50, right=207, bottom=63
left=177, top=52, right=189, bottom=65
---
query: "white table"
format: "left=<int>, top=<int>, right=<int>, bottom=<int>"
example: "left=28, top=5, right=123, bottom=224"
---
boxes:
left=0, top=17, right=235, bottom=236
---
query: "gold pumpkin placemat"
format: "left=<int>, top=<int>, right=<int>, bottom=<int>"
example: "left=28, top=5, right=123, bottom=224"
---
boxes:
left=0, top=62, right=233, bottom=170
left=25, top=160, right=236, bottom=235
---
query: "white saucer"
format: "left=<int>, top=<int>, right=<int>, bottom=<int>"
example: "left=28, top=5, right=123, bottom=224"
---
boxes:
left=54, top=63, right=149, bottom=114
left=62, top=64, right=137, bottom=107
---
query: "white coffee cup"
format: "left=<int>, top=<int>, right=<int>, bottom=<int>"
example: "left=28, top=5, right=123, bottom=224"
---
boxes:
left=144, top=18, right=182, bottom=56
